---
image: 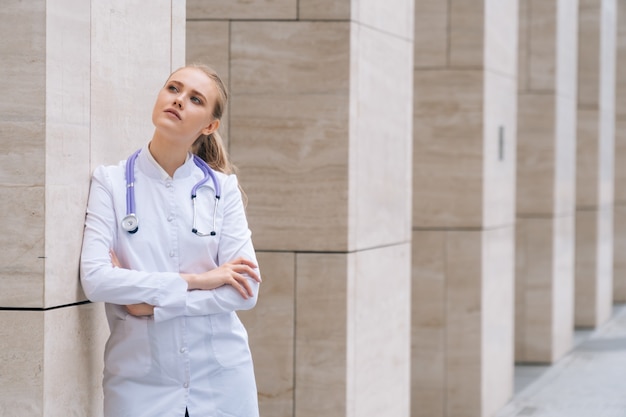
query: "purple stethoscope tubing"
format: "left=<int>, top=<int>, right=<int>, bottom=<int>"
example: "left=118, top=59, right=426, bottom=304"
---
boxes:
left=121, top=149, right=221, bottom=236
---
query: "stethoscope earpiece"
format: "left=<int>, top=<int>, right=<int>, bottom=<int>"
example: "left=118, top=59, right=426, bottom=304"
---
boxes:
left=123, top=149, right=221, bottom=237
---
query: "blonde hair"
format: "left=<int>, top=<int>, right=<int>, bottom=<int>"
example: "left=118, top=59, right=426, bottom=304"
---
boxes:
left=171, top=64, right=246, bottom=203
left=169, top=64, right=235, bottom=174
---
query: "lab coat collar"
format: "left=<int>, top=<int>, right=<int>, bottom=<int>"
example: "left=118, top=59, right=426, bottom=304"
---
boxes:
left=137, top=143, right=194, bottom=181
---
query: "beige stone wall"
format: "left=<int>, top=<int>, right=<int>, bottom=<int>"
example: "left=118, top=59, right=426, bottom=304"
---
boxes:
left=187, top=1, right=414, bottom=416
left=515, top=0, right=577, bottom=364
left=2, top=0, right=624, bottom=416
left=412, top=1, right=517, bottom=416
left=614, top=0, right=626, bottom=302
left=0, top=1, right=184, bottom=416
left=575, top=0, right=616, bottom=327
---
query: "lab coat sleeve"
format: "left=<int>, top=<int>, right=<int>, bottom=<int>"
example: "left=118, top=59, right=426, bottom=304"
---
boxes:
left=80, top=166, right=188, bottom=321
left=160, top=174, right=260, bottom=319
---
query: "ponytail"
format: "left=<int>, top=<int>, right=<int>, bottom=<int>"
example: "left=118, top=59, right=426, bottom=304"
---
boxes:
left=192, top=131, right=236, bottom=175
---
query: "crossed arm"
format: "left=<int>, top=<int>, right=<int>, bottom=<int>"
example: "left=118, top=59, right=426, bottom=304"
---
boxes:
left=110, top=250, right=262, bottom=317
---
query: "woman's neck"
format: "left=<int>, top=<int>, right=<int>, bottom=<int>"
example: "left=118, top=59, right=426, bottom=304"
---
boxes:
left=148, top=137, right=188, bottom=177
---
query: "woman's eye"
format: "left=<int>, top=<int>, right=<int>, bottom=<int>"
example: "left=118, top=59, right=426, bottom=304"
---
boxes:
left=191, top=96, right=202, bottom=105
left=167, top=85, right=178, bottom=92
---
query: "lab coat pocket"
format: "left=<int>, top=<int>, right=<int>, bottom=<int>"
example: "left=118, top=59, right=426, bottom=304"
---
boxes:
left=210, top=312, right=251, bottom=368
left=104, top=314, right=152, bottom=378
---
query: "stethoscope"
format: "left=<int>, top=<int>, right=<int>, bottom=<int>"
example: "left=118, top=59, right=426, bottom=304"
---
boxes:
left=121, top=149, right=221, bottom=236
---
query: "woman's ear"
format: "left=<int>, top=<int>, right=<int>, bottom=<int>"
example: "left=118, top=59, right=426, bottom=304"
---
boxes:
left=201, top=119, right=220, bottom=136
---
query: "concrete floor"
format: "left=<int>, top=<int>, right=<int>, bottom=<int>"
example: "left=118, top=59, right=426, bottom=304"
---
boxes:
left=497, top=304, right=626, bottom=417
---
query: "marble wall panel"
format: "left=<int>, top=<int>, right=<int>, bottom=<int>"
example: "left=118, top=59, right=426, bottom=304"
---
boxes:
left=515, top=215, right=573, bottom=362
left=296, top=245, right=411, bottom=417
left=449, top=0, right=485, bottom=68
left=445, top=230, right=482, bottom=417
left=554, top=94, right=577, bottom=216
left=576, top=108, right=600, bottom=208
left=597, top=0, right=617, bottom=209
left=186, top=21, right=231, bottom=148
left=413, top=70, right=484, bottom=228
left=349, top=23, right=413, bottom=250
left=0, top=1, right=46, bottom=308
left=90, top=0, right=176, bottom=168
left=230, top=22, right=351, bottom=252
left=528, top=0, right=557, bottom=91
left=0, top=186, right=45, bottom=307
left=555, top=0, right=579, bottom=100
left=349, top=244, right=411, bottom=417
left=171, top=0, right=186, bottom=69
left=515, top=218, right=553, bottom=362
left=0, top=0, right=45, bottom=123
left=484, top=0, right=518, bottom=77
left=614, top=0, right=626, bottom=302
left=412, top=231, right=446, bottom=417
left=230, top=93, right=350, bottom=252
left=187, top=0, right=296, bottom=20
left=44, top=184, right=90, bottom=306
left=551, top=213, right=575, bottom=358
left=518, top=0, right=530, bottom=91
left=230, top=22, right=350, bottom=96
left=0, top=122, right=45, bottom=187
left=575, top=206, right=613, bottom=327
left=43, top=303, right=108, bottom=417
left=615, top=0, right=626, bottom=204
left=574, top=209, right=598, bottom=327
left=411, top=228, right=514, bottom=417
left=414, top=0, right=448, bottom=68
left=482, top=70, right=517, bottom=229
left=614, top=205, right=626, bottom=301
left=44, top=0, right=91, bottom=307
left=298, top=0, right=350, bottom=20
left=596, top=204, right=614, bottom=323
left=351, top=0, right=414, bottom=40
left=578, top=0, right=601, bottom=108
left=238, top=252, right=295, bottom=417
left=295, top=253, right=348, bottom=417
left=0, top=311, right=44, bottom=416
left=481, top=226, right=514, bottom=417
left=516, top=94, right=556, bottom=215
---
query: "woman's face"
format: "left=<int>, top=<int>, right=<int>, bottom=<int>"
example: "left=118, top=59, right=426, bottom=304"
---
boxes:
left=151, top=67, right=220, bottom=146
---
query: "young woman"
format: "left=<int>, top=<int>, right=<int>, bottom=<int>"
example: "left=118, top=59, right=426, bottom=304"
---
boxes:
left=80, top=65, right=261, bottom=417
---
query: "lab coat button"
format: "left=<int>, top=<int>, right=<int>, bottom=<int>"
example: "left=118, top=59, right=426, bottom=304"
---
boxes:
left=167, top=215, right=174, bottom=222
left=165, top=181, right=172, bottom=188
left=183, top=382, right=189, bottom=388
left=169, top=251, right=175, bottom=257
left=180, top=347, right=187, bottom=353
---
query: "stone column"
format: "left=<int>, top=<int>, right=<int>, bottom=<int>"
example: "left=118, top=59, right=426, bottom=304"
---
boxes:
left=412, top=1, right=518, bottom=416
left=186, top=1, right=414, bottom=417
left=515, top=0, right=578, bottom=363
left=575, top=0, right=616, bottom=327
left=0, top=1, right=184, bottom=416
left=614, top=0, right=626, bottom=302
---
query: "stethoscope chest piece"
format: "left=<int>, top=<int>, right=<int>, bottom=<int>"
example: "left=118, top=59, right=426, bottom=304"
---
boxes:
left=121, top=214, right=139, bottom=233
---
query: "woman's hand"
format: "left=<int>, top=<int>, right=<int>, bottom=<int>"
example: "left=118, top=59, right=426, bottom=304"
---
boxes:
left=110, top=249, right=155, bottom=317
left=126, top=303, right=155, bottom=316
left=181, top=257, right=261, bottom=299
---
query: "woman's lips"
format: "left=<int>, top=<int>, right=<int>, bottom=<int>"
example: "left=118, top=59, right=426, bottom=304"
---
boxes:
left=165, top=108, right=181, bottom=120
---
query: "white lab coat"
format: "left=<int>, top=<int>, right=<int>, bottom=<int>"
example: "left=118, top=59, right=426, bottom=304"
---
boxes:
left=80, top=145, right=260, bottom=417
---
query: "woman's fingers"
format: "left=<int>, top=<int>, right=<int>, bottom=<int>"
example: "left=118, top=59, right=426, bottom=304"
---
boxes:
left=230, top=259, right=261, bottom=282
left=234, top=273, right=254, bottom=297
